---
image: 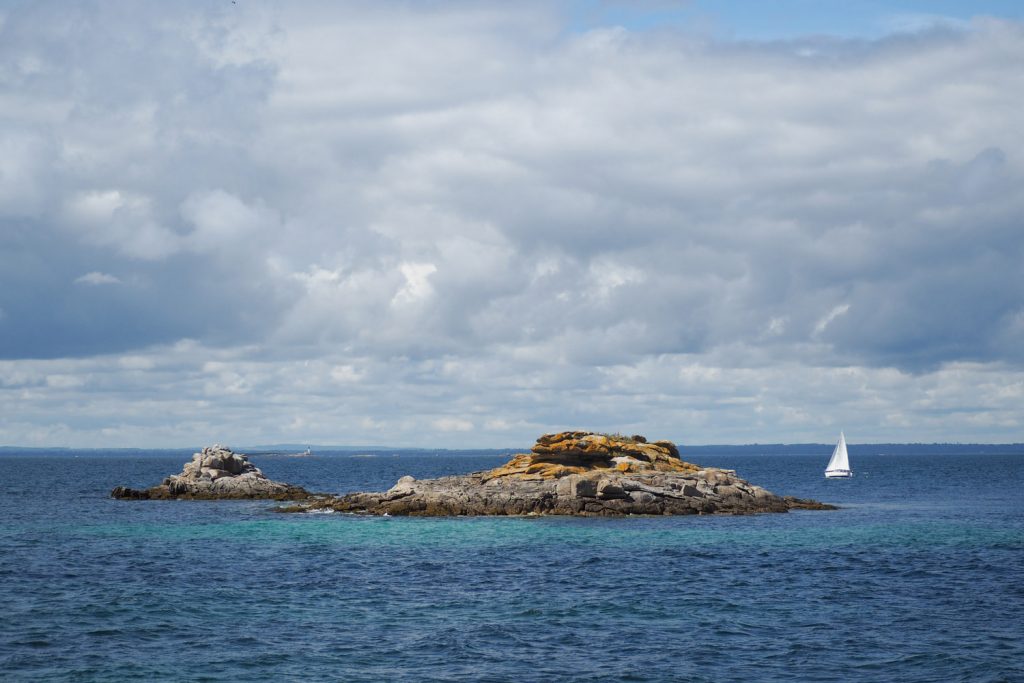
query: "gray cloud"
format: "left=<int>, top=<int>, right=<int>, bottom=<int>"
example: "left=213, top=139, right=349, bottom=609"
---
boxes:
left=0, top=2, right=1022, bottom=445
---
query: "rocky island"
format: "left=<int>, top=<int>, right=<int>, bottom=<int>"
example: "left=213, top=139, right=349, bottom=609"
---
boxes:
left=282, top=431, right=834, bottom=516
left=111, top=444, right=313, bottom=500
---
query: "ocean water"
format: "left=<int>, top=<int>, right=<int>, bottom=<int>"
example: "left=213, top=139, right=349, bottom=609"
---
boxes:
left=1, top=448, right=1022, bottom=682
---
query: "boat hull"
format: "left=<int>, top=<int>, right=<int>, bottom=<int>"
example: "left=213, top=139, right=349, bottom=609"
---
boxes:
left=825, top=470, right=852, bottom=478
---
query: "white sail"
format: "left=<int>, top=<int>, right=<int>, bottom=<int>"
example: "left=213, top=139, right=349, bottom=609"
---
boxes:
left=825, top=432, right=852, bottom=477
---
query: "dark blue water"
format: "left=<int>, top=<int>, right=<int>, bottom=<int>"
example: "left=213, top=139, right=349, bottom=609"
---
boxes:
left=1, top=449, right=1022, bottom=682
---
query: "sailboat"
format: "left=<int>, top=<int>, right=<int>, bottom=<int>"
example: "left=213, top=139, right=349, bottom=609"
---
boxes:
left=824, top=432, right=853, bottom=478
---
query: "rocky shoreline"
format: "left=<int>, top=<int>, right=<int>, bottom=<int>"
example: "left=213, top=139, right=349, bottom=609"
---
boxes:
left=281, top=431, right=835, bottom=516
left=111, top=444, right=314, bottom=501
left=111, top=433, right=834, bottom=515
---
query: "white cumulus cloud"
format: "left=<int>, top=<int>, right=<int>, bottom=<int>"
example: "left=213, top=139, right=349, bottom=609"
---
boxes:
left=74, top=272, right=122, bottom=286
left=0, top=3, right=1022, bottom=445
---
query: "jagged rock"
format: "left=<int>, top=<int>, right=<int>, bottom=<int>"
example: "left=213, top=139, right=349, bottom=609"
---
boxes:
left=596, top=478, right=628, bottom=500
left=283, top=431, right=835, bottom=516
left=111, top=444, right=313, bottom=501
left=555, top=474, right=597, bottom=499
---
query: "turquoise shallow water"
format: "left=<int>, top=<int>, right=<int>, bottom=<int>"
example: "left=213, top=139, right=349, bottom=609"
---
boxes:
left=1, top=449, right=1022, bottom=682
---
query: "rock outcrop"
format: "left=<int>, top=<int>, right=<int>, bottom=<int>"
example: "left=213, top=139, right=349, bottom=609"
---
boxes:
left=111, top=444, right=313, bottom=500
left=284, top=431, right=833, bottom=516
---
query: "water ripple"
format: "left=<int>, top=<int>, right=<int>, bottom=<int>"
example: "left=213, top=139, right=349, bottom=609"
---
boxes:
left=0, top=452, right=1022, bottom=681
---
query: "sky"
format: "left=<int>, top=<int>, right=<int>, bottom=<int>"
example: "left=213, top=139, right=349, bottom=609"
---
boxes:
left=1, top=1, right=1022, bottom=448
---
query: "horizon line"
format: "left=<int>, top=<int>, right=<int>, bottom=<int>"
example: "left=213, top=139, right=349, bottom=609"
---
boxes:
left=2, top=441, right=1023, bottom=451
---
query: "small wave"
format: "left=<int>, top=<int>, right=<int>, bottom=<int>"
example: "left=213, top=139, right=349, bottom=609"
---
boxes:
left=86, top=628, right=123, bottom=637
left=14, top=639, right=52, bottom=648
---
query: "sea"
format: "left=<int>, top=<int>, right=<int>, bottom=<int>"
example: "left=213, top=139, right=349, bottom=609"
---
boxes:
left=1, top=445, right=1022, bottom=682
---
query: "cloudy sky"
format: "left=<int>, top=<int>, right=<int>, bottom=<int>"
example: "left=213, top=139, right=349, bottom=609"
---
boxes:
left=1, top=0, right=1022, bottom=448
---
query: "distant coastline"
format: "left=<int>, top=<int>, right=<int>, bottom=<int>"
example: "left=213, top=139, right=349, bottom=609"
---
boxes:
left=678, top=443, right=1024, bottom=456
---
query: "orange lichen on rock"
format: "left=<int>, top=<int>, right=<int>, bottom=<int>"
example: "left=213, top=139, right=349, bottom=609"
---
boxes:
left=283, top=430, right=837, bottom=517
left=481, top=431, right=698, bottom=482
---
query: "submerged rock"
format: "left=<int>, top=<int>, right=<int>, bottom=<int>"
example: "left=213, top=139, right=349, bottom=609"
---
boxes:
left=285, top=431, right=834, bottom=516
left=111, top=444, right=313, bottom=501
